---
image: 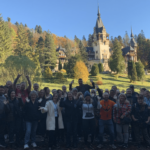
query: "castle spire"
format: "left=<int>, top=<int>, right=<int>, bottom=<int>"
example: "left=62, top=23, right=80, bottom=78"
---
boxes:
left=97, top=6, right=100, bottom=18
left=131, top=27, right=134, bottom=38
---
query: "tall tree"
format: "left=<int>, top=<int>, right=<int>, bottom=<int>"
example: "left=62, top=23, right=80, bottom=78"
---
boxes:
left=131, top=62, right=137, bottom=82
left=25, top=24, right=27, bottom=27
left=14, top=24, right=30, bottom=56
left=43, top=32, right=58, bottom=68
left=15, top=22, right=19, bottom=26
left=136, top=60, right=145, bottom=81
left=79, top=41, right=88, bottom=64
left=74, top=35, right=80, bottom=46
left=38, top=25, right=42, bottom=34
left=123, top=31, right=130, bottom=46
left=7, top=17, right=11, bottom=22
left=108, top=39, right=125, bottom=73
left=88, top=34, right=93, bottom=47
left=148, top=52, right=150, bottom=69
left=27, top=29, right=34, bottom=47
left=58, top=59, right=62, bottom=70
left=64, top=39, right=72, bottom=59
left=0, top=16, right=12, bottom=63
left=91, top=63, right=99, bottom=76
left=82, top=35, right=87, bottom=47
left=98, top=63, right=104, bottom=73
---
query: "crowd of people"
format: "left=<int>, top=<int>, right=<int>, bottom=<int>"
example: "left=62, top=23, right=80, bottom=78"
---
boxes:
left=0, top=74, right=150, bottom=150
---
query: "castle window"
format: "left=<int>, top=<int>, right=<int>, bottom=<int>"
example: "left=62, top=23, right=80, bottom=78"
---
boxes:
left=104, top=42, right=106, bottom=45
left=96, top=51, right=98, bottom=54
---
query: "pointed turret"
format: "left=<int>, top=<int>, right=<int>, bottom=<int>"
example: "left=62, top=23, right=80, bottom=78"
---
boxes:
left=130, top=28, right=137, bottom=47
left=95, top=7, right=104, bottom=34
left=131, top=27, right=134, bottom=38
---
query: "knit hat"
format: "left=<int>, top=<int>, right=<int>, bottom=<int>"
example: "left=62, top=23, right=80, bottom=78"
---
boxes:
left=84, top=91, right=90, bottom=98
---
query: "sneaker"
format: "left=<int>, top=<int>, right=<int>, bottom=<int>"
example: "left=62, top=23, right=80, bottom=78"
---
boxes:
left=111, top=144, right=117, bottom=149
left=0, top=142, right=6, bottom=148
left=31, top=142, right=37, bottom=148
left=97, top=144, right=103, bottom=149
left=123, top=143, right=128, bottom=148
left=24, top=144, right=29, bottom=149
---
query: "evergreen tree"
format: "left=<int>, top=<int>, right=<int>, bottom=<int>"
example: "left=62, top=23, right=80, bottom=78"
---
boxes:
left=79, top=41, right=88, bottom=64
left=88, top=34, right=93, bottom=47
left=148, top=52, right=150, bottom=69
left=131, top=62, right=137, bottom=82
left=82, top=35, right=87, bottom=47
left=91, top=63, right=99, bottom=76
left=44, top=67, right=52, bottom=78
left=64, top=39, right=72, bottom=59
left=136, top=60, right=145, bottom=80
left=35, top=25, right=38, bottom=32
left=74, top=35, right=80, bottom=46
left=66, top=54, right=81, bottom=77
left=38, top=25, right=42, bottom=34
left=128, top=61, right=132, bottom=82
left=63, top=63, right=67, bottom=70
left=7, top=17, right=11, bottom=22
left=58, top=59, right=62, bottom=70
left=43, top=32, right=58, bottom=68
left=108, top=39, right=125, bottom=73
left=0, top=16, right=12, bottom=63
left=15, top=22, right=19, bottom=26
left=15, top=24, right=30, bottom=56
left=27, top=29, right=34, bottom=46
left=25, top=24, right=27, bottom=27
left=123, top=31, right=130, bottom=46
left=98, top=63, right=104, bottom=73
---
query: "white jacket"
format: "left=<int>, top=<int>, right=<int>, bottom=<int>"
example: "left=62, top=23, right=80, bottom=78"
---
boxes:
left=41, top=100, right=64, bottom=130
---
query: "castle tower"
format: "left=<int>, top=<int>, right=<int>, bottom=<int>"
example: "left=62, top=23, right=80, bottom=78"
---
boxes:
left=92, top=7, right=110, bottom=70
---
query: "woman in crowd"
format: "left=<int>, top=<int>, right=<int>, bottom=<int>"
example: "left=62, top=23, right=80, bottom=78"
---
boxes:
left=7, top=90, right=24, bottom=147
left=37, top=89, right=47, bottom=144
left=113, top=93, right=131, bottom=148
left=132, top=94, right=150, bottom=148
left=39, top=93, right=64, bottom=150
left=60, top=92, right=78, bottom=148
left=23, top=91, right=40, bottom=149
left=44, top=87, right=52, bottom=101
left=72, top=88, right=78, bottom=100
left=77, top=91, right=96, bottom=149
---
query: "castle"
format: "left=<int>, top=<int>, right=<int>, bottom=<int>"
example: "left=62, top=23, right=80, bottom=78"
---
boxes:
left=55, top=7, right=138, bottom=71
left=86, top=7, right=138, bottom=71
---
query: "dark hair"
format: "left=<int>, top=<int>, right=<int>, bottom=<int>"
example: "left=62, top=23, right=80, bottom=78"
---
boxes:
left=79, top=78, right=82, bottom=80
left=8, top=89, right=15, bottom=99
left=57, top=89, right=62, bottom=93
left=44, top=87, right=49, bottom=93
left=141, top=88, right=146, bottom=91
left=110, top=89, right=115, bottom=92
left=138, top=94, right=144, bottom=100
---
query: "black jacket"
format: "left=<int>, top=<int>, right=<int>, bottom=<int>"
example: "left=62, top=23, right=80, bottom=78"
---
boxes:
left=69, top=82, right=95, bottom=94
left=38, top=98, right=47, bottom=120
left=132, top=103, right=150, bottom=127
left=126, top=94, right=137, bottom=105
left=23, top=100, right=41, bottom=122
left=7, top=98, right=23, bottom=122
left=60, top=98, right=78, bottom=122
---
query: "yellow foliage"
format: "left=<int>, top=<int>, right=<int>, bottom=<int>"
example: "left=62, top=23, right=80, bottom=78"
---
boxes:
left=74, top=61, right=89, bottom=83
left=96, top=75, right=102, bottom=81
left=61, top=69, right=66, bottom=73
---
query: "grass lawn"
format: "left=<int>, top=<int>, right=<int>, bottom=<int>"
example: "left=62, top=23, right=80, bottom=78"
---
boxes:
left=38, top=74, right=150, bottom=92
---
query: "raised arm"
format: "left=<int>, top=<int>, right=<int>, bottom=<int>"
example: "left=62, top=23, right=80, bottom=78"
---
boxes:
left=96, top=85, right=102, bottom=97
left=13, top=74, right=22, bottom=90
left=26, top=75, right=31, bottom=91
left=88, top=79, right=95, bottom=90
left=69, top=80, right=74, bottom=91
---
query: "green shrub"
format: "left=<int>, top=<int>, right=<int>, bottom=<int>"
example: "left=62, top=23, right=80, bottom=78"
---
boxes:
left=56, top=72, right=64, bottom=79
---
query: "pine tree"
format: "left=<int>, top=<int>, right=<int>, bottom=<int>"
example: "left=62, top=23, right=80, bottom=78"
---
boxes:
left=79, top=41, right=88, bottom=64
left=74, top=35, right=80, bottom=46
left=98, top=63, right=104, bottom=73
left=38, top=25, right=42, bottom=34
left=123, top=31, right=130, bottom=46
left=108, top=39, right=125, bottom=73
left=88, top=34, right=93, bottom=47
left=7, top=17, right=11, bottom=22
left=63, top=63, right=67, bottom=70
left=74, top=61, right=89, bottom=83
left=82, top=35, right=87, bottom=47
left=136, top=60, right=145, bottom=80
left=131, top=62, right=137, bottom=82
left=58, top=59, right=62, bottom=70
left=0, top=16, right=12, bottom=63
left=27, top=29, right=34, bottom=46
left=128, top=61, right=132, bottom=82
left=43, top=32, right=58, bottom=68
left=91, top=64, right=99, bottom=76
left=15, top=24, right=30, bottom=56
left=148, top=52, right=150, bottom=69
left=64, top=39, right=72, bottom=59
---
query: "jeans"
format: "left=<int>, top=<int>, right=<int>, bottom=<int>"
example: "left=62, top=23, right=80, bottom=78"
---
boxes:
left=66, top=121, right=78, bottom=146
left=116, top=124, right=129, bottom=144
left=99, top=119, right=114, bottom=144
left=82, top=118, right=95, bottom=144
left=24, top=121, right=38, bottom=144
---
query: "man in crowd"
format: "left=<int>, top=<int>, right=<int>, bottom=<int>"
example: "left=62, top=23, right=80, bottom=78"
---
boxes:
left=14, top=74, right=31, bottom=104
left=33, top=83, right=39, bottom=92
left=69, top=78, right=95, bottom=94
left=97, top=92, right=117, bottom=149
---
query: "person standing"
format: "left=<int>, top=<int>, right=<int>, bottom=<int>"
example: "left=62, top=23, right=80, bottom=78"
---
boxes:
left=69, top=78, right=95, bottom=94
left=44, top=87, right=52, bottom=101
left=14, top=74, right=31, bottom=104
left=113, top=93, right=131, bottom=148
left=60, top=92, right=78, bottom=148
left=39, top=93, right=64, bottom=150
left=97, top=92, right=117, bottom=149
left=23, top=91, right=40, bottom=149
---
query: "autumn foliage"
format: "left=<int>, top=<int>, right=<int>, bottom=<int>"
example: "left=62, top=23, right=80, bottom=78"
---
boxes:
left=73, top=61, right=89, bottom=83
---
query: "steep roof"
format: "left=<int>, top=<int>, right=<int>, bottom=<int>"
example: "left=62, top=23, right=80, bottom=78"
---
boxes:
left=95, top=7, right=104, bottom=33
left=122, top=46, right=134, bottom=55
left=56, top=46, right=66, bottom=53
left=130, top=38, right=137, bottom=47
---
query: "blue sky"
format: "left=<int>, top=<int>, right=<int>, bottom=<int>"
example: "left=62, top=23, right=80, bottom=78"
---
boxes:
left=1, top=0, right=150, bottom=40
